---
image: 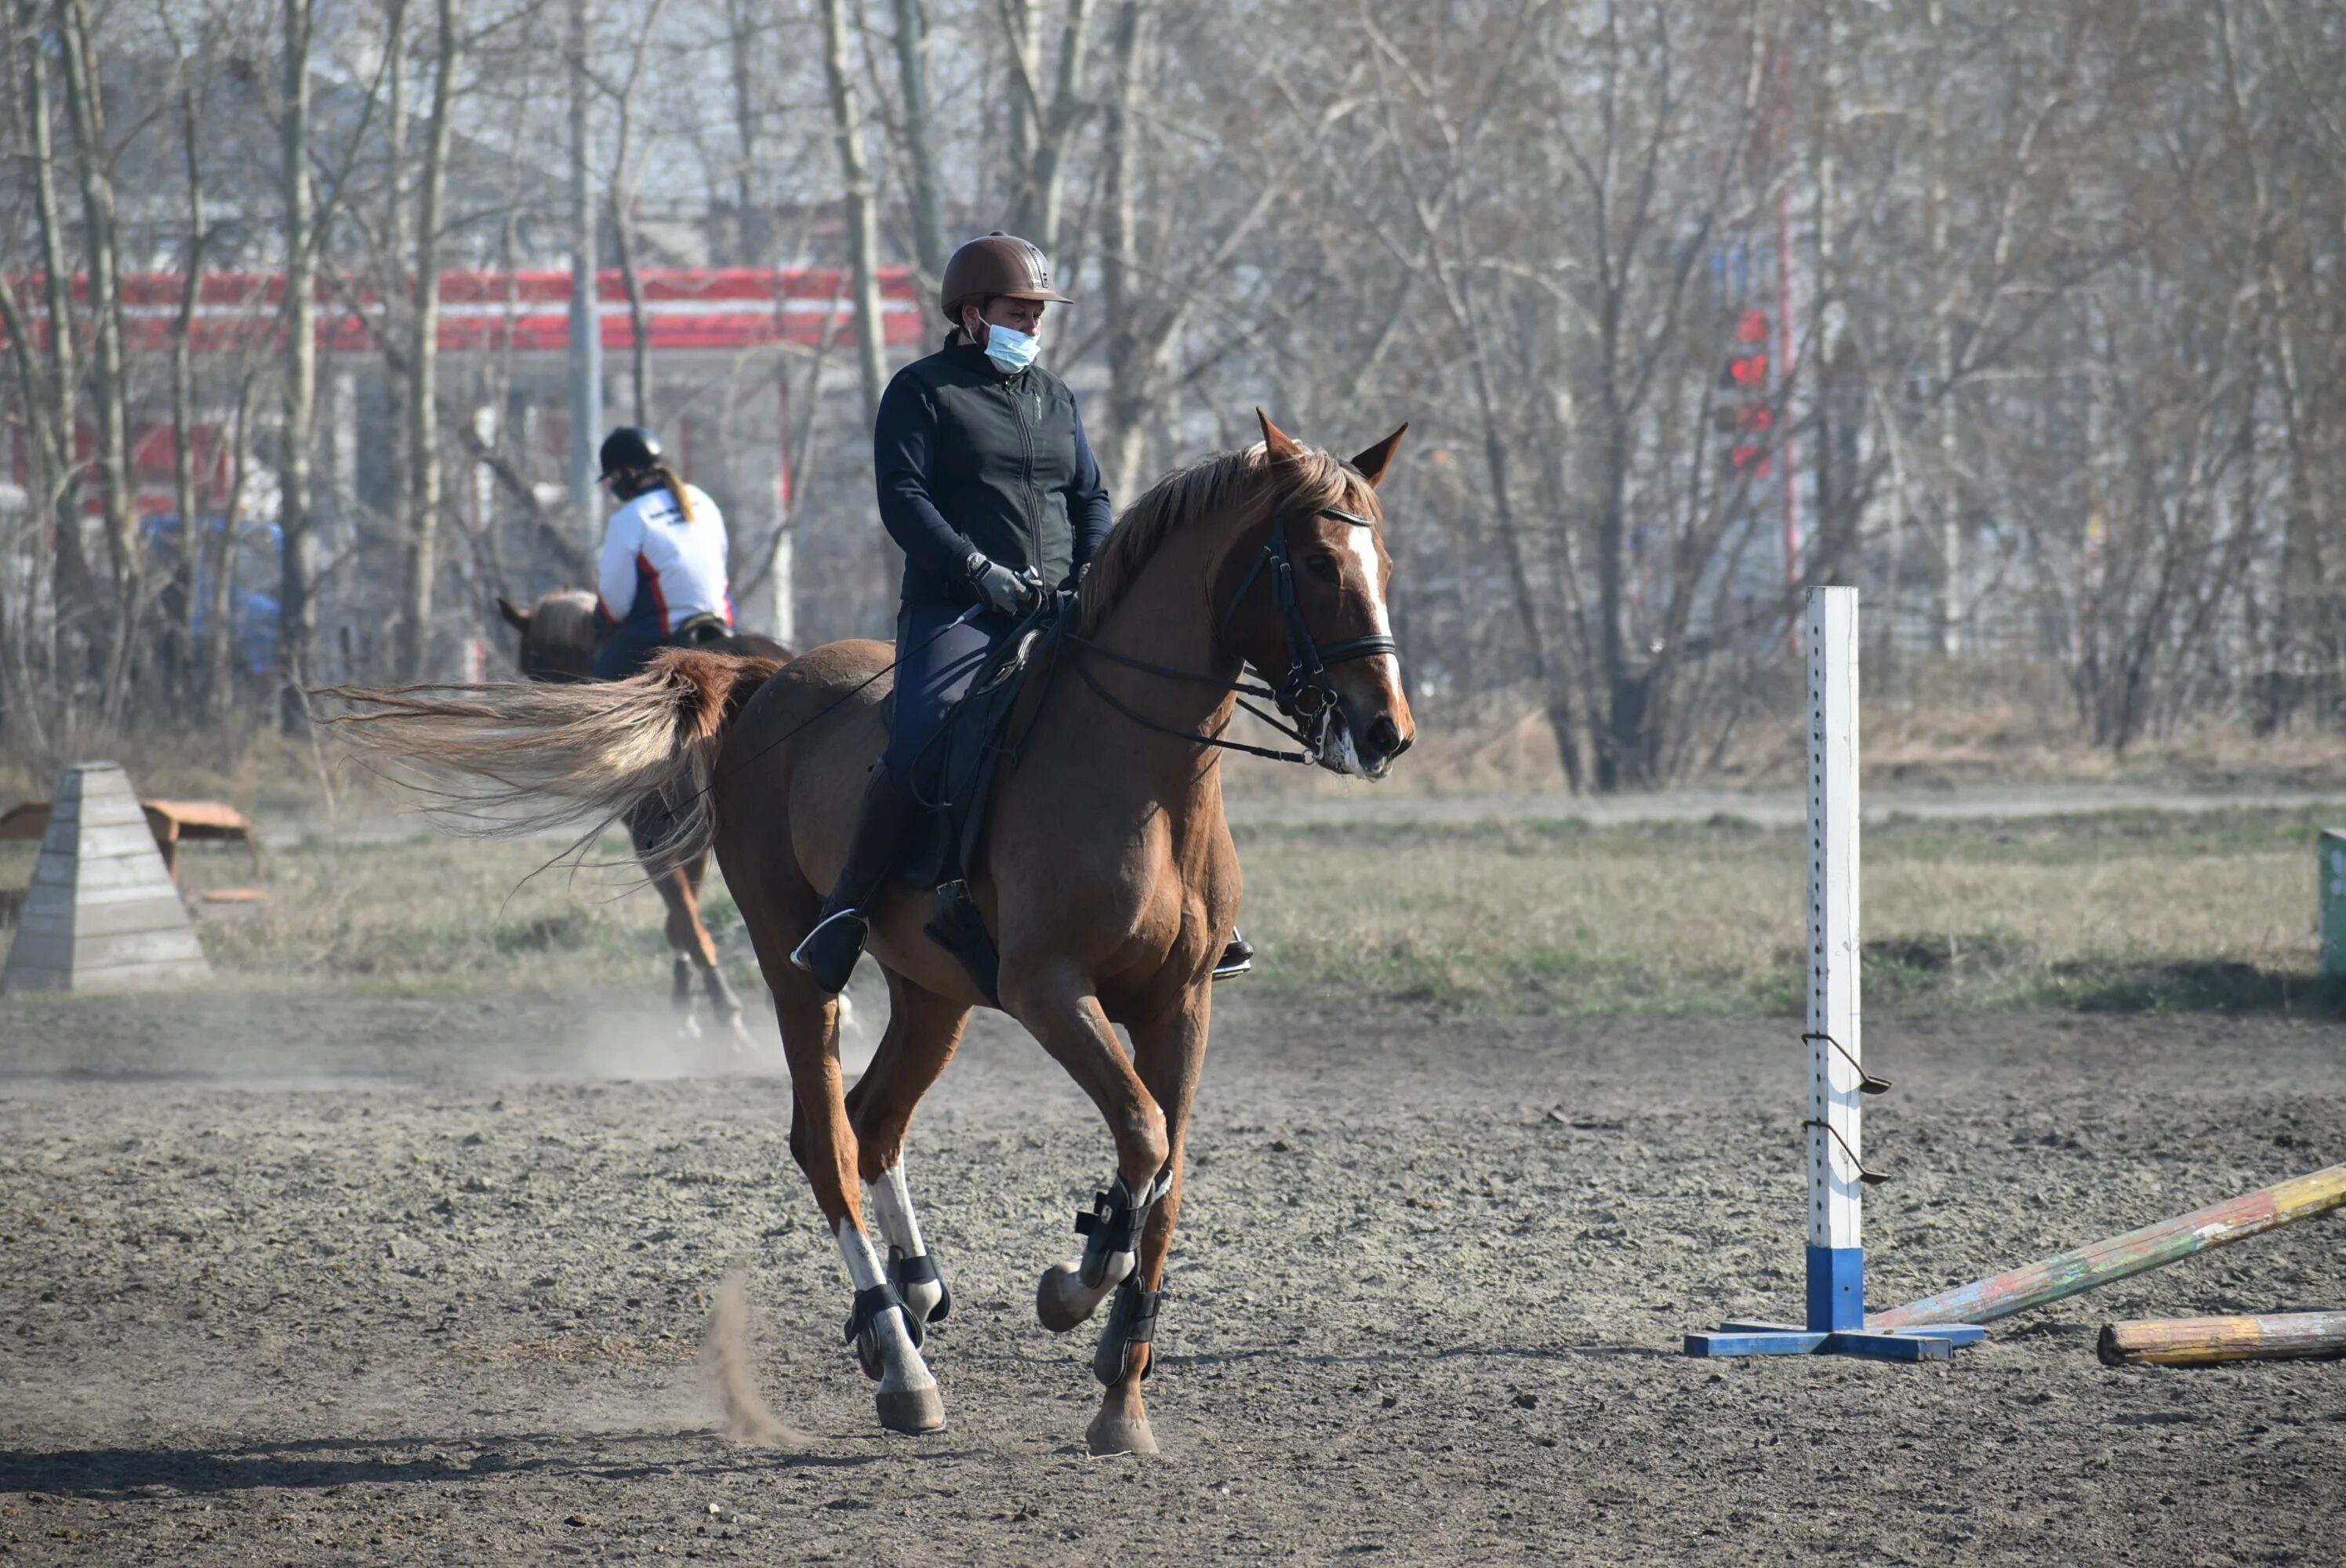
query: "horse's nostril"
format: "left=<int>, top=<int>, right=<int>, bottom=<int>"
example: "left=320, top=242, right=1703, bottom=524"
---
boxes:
left=1368, top=717, right=1404, bottom=759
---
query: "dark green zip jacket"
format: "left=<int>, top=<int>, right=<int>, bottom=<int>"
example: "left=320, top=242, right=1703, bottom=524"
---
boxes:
left=873, top=336, right=1115, bottom=608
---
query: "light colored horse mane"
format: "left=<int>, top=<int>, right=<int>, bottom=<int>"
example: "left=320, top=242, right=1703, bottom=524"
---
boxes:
left=1075, top=442, right=1377, bottom=636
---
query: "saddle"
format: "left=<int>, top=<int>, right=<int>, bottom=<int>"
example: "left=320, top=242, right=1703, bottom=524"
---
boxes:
left=671, top=612, right=734, bottom=648
left=900, top=599, right=1070, bottom=1004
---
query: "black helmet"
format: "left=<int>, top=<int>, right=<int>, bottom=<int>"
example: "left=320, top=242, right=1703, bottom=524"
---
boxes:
left=597, top=426, right=662, bottom=481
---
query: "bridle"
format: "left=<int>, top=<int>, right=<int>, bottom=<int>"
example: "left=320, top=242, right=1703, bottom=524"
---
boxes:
left=1064, top=500, right=1400, bottom=767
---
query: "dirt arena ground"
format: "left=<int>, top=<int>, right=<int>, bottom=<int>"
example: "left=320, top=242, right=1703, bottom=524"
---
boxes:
left=2, top=990, right=2341, bottom=1565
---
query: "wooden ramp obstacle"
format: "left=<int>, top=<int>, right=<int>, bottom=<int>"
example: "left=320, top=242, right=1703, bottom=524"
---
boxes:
left=0, top=791, right=265, bottom=922
left=0, top=762, right=213, bottom=992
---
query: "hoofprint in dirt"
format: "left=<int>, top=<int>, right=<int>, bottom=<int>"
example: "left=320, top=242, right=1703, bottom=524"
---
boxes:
left=1, top=996, right=2340, bottom=1565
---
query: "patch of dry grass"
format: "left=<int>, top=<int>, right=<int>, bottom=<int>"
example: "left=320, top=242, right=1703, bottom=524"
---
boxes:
left=2, top=800, right=2333, bottom=1015
left=168, top=831, right=720, bottom=996
left=1233, top=811, right=2333, bottom=1014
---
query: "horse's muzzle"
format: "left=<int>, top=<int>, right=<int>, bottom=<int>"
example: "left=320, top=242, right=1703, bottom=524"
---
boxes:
left=1325, top=700, right=1414, bottom=779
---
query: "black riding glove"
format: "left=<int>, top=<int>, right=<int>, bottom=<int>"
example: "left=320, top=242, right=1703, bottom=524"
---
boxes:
left=965, top=550, right=1040, bottom=618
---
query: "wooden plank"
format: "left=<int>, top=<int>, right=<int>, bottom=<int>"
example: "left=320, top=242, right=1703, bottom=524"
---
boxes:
left=0, top=802, right=52, bottom=840
left=3, top=927, right=73, bottom=975
left=72, top=821, right=171, bottom=860
left=67, top=958, right=209, bottom=989
left=1872, top=1163, right=2346, bottom=1329
left=60, top=855, right=180, bottom=895
left=141, top=799, right=257, bottom=837
left=18, top=879, right=77, bottom=924
left=2098, top=1312, right=2346, bottom=1367
left=23, top=896, right=192, bottom=940
left=0, top=963, right=71, bottom=992
left=71, top=926, right=207, bottom=967
left=71, top=793, right=149, bottom=829
left=14, top=906, right=74, bottom=940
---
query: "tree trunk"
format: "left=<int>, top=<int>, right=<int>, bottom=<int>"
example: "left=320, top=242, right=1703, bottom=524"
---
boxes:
left=821, top=0, right=890, bottom=425
left=208, top=372, right=258, bottom=718
left=55, top=0, right=140, bottom=724
left=566, top=0, right=603, bottom=548
left=279, top=0, right=321, bottom=733
left=1098, top=0, right=1151, bottom=495
left=169, top=67, right=209, bottom=704
left=397, top=0, right=461, bottom=681
left=723, top=0, right=758, bottom=263
left=888, top=0, right=946, bottom=284
left=20, top=0, right=95, bottom=681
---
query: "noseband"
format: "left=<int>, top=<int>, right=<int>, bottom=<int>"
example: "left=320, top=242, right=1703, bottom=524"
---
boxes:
left=1215, top=505, right=1399, bottom=759
left=1065, top=501, right=1400, bottom=767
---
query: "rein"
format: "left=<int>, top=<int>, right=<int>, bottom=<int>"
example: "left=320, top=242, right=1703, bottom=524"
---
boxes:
left=1065, top=503, right=1398, bottom=767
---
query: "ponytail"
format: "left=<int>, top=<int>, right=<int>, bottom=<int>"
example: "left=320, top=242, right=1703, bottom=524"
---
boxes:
left=653, top=465, right=695, bottom=523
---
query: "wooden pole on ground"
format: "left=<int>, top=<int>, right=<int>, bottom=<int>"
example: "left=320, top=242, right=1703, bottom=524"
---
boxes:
left=2098, top=1312, right=2346, bottom=1367
left=1870, top=1163, right=2346, bottom=1330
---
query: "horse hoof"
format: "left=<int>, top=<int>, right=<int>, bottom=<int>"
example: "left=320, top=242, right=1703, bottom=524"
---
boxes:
left=1085, top=1410, right=1157, bottom=1457
left=876, top=1382, right=946, bottom=1434
left=1037, top=1260, right=1106, bottom=1334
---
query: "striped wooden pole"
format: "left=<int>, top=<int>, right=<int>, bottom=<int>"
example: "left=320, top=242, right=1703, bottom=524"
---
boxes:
left=2098, top=1312, right=2346, bottom=1367
left=1871, top=1163, right=2346, bottom=1330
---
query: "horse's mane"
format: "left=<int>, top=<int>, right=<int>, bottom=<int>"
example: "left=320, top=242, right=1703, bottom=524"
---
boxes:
left=531, top=589, right=601, bottom=659
left=1077, top=441, right=1375, bottom=635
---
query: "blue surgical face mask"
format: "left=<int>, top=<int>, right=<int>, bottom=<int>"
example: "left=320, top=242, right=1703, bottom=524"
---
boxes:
left=981, top=321, right=1040, bottom=373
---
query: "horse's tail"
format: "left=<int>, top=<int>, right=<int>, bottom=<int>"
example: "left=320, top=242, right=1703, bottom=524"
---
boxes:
left=318, top=648, right=780, bottom=861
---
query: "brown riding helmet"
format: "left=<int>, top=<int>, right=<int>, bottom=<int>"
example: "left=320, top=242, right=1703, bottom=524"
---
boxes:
left=939, top=231, right=1073, bottom=324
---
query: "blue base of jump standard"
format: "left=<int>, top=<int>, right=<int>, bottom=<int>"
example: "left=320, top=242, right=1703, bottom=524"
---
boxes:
left=1684, top=1247, right=1985, bottom=1362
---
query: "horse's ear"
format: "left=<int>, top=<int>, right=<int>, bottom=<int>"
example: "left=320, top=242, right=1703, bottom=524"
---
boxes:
left=1349, top=423, right=1407, bottom=488
left=496, top=596, right=531, bottom=633
left=1255, top=407, right=1304, bottom=464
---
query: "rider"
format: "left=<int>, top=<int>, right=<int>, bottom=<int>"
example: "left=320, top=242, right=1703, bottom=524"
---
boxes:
left=591, top=426, right=735, bottom=681
left=788, top=232, right=1254, bottom=993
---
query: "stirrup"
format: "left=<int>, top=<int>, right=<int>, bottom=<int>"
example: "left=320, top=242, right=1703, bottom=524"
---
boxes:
left=1211, top=933, right=1255, bottom=981
left=790, top=907, right=869, bottom=994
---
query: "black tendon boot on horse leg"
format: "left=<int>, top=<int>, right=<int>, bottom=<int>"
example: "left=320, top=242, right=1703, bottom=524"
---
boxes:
left=790, top=765, right=916, bottom=993
left=1036, top=1167, right=1171, bottom=1332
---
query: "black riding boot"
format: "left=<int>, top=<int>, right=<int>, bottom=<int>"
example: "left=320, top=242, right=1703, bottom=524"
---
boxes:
left=790, top=766, right=915, bottom=994
left=1213, top=928, right=1255, bottom=981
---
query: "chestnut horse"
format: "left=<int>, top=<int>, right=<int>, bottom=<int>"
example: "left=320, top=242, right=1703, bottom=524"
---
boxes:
left=492, top=588, right=790, bottom=1040
left=325, top=412, right=1412, bottom=1455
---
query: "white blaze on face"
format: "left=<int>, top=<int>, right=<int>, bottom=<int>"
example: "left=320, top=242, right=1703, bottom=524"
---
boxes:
left=1339, top=519, right=1401, bottom=694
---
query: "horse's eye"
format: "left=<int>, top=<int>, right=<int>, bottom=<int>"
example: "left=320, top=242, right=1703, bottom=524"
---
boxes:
left=1306, top=553, right=1340, bottom=582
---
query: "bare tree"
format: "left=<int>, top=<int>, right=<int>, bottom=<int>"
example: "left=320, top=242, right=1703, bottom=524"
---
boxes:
left=394, top=0, right=463, bottom=680
left=277, top=0, right=322, bottom=731
left=821, top=0, right=890, bottom=423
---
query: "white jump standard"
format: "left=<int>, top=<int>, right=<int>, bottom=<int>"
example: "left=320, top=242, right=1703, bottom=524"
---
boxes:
left=1685, top=588, right=1984, bottom=1363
